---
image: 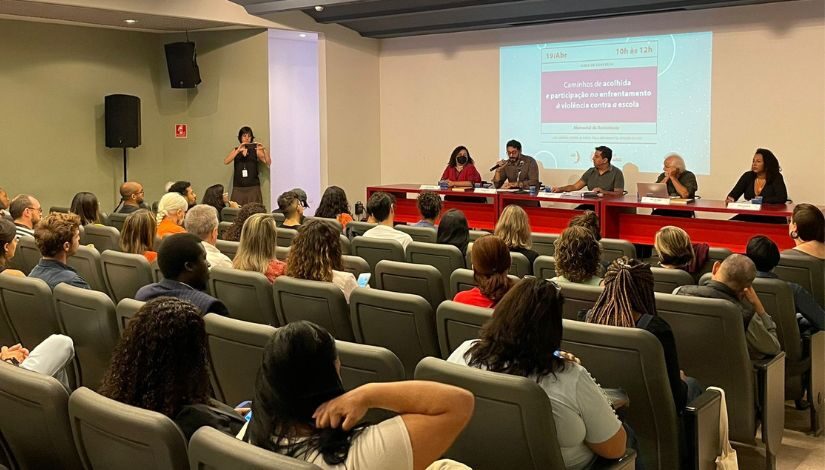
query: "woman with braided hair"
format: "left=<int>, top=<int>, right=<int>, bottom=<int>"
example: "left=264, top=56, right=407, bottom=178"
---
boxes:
left=583, top=257, right=701, bottom=412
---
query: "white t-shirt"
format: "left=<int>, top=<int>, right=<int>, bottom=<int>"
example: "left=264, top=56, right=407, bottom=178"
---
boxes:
left=551, top=275, right=603, bottom=287
left=448, top=340, right=621, bottom=470
left=332, top=270, right=359, bottom=302
left=362, top=224, right=413, bottom=252
left=202, top=241, right=233, bottom=269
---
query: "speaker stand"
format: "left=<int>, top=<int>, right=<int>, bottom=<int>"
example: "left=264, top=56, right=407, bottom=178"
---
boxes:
left=121, top=147, right=128, bottom=183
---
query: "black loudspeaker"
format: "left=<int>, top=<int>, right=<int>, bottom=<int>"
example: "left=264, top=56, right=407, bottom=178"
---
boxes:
left=164, top=42, right=202, bottom=88
left=105, top=94, right=141, bottom=148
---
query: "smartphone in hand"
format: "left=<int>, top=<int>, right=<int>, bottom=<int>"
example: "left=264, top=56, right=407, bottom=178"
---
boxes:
left=357, top=273, right=371, bottom=288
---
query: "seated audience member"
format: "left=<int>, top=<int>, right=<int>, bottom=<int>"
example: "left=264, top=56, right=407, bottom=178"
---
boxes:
left=10, top=194, right=41, bottom=238
left=114, top=181, right=146, bottom=214
left=437, top=209, right=470, bottom=255
left=233, top=213, right=286, bottom=283
left=675, top=254, right=780, bottom=359
left=248, top=320, right=474, bottom=469
left=156, top=192, right=188, bottom=238
left=0, top=219, right=25, bottom=277
left=1, top=334, right=75, bottom=390
left=552, top=226, right=602, bottom=286
left=135, top=233, right=228, bottom=316
left=222, top=202, right=266, bottom=242
left=454, top=235, right=514, bottom=308
left=291, top=188, right=311, bottom=211
left=69, top=191, right=101, bottom=226
left=449, top=278, right=627, bottom=468
left=314, top=185, right=354, bottom=229
left=287, top=219, right=358, bottom=302
left=785, top=203, right=825, bottom=260
left=169, top=180, right=198, bottom=209
left=362, top=192, right=414, bottom=251
left=29, top=212, right=89, bottom=290
left=568, top=210, right=601, bottom=241
left=119, top=209, right=158, bottom=263
left=0, top=187, right=10, bottom=218
left=185, top=204, right=232, bottom=269
left=441, top=145, right=482, bottom=187
left=100, top=297, right=244, bottom=440
left=654, top=226, right=709, bottom=276
left=494, top=204, right=539, bottom=271
left=747, top=235, right=824, bottom=333
left=414, top=192, right=442, bottom=228
left=276, top=191, right=305, bottom=229
left=584, top=257, right=700, bottom=412
left=201, top=184, right=239, bottom=219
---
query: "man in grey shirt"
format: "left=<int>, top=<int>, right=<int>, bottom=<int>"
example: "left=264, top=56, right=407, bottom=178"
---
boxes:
left=553, top=146, right=624, bottom=196
left=492, top=139, right=539, bottom=189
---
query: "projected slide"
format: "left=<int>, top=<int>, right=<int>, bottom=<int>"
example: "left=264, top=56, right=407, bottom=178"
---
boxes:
left=500, top=32, right=712, bottom=174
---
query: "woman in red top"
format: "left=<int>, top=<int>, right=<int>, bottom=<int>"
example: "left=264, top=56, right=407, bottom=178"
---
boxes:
left=440, top=146, right=482, bottom=188
left=454, top=235, right=515, bottom=308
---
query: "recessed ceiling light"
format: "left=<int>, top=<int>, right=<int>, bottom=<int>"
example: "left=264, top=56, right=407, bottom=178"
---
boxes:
left=123, top=19, right=138, bottom=24
left=314, top=5, right=324, bottom=12
left=299, top=33, right=307, bottom=38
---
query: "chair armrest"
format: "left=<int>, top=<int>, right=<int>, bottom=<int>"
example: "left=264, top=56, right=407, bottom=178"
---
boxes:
left=753, top=351, right=785, bottom=462
left=591, top=449, right=636, bottom=470
left=810, top=331, right=825, bottom=435
left=684, top=388, right=723, bottom=470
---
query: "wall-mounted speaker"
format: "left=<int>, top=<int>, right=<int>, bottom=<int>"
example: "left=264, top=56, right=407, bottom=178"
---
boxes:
left=105, top=94, right=141, bottom=148
left=164, top=41, right=202, bottom=88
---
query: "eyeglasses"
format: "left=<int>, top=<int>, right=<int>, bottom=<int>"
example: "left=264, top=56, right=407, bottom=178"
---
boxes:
left=27, top=206, right=42, bottom=213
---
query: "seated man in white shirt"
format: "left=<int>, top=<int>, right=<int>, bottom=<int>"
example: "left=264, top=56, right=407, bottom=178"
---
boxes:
left=185, top=204, right=232, bottom=269
left=362, top=191, right=413, bottom=252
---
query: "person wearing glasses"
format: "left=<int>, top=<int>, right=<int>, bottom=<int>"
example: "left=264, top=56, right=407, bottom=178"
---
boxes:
left=114, top=181, right=147, bottom=214
left=491, top=139, right=539, bottom=189
left=9, top=194, right=42, bottom=238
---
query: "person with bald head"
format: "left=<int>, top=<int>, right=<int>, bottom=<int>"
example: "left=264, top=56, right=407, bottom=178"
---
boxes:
left=674, top=254, right=780, bottom=359
left=115, top=181, right=146, bottom=214
left=9, top=194, right=41, bottom=238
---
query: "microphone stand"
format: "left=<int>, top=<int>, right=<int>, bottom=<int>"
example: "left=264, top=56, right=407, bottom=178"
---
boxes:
left=515, top=161, right=524, bottom=189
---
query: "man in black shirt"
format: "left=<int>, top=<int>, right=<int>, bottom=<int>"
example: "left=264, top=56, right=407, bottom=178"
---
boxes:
left=114, top=181, right=146, bottom=214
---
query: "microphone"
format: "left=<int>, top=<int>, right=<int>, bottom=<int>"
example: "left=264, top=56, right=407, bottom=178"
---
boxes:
left=489, top=160, right=509, bottom=172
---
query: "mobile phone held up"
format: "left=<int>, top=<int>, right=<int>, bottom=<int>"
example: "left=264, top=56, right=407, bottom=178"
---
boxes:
left=357, top=273, right=371, bottom=288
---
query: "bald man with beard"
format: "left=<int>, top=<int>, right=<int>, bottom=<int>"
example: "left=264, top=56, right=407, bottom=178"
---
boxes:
left=115, top=181, right=146, bottom=214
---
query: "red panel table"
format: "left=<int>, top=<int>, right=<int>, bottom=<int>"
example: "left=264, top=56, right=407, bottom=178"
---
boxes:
left=366, top=184, right=499, bottom=230
left=497, top=192, right=603, bottom=234
left=601, top=196, right=797, bottom=252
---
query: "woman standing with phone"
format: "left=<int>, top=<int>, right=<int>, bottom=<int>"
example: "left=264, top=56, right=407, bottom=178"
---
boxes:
left=224, top=126, right=271, bottom=205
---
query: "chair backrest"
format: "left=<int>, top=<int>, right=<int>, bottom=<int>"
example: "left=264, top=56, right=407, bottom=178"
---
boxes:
left=651, top=267, right=695, bottom=294
left=276, top=227, right=298, bottom=248
left=0, top=275, right=58, bottom=348
left=435, top=301, right=494, bottom=358
left=375, top=260, right=445, bottom=309
left=150, top=260, right=163, bottom=282
left=208, top=266, right=279, bottom=326
left=599, top=238, right=635, bottom=264
left=558, top=283, right=603, bottom=320
left=106, top=213, right=128, bottom=232
left=8, top=236, right=40, bottom=274
left=561, top=320, right=680, bottom=470
left=188, top=427, right=321, bottom=470
left=449, top=268, right=519, bottom=298
left=533, top=255, right=556, bottom=280
left=50, top=206, right=70, bottom=214
left=696, top=247, right=733, bottom=276
left=304, top=216, right=343, bottom=233
left=339, top=235, right=351, bottom=255
left=414, top=357, right=565, bottom=470
left=406, top=241, right=465, bottom=294
left=69, top=387, right=189, bottom=470
left=275, top=246, right=290, bottom=261
left=100, top=250, right=153, bottom=303
left=273, top=276, right=354, bottom=341
left=752, top=277, right=804, bottom=364
left=344, top=221, right=376, bottom=240
left=53, top=284, right=119, bottom=390
left=115, top=298, right=145, bottom=335
left=341, top=255, right=370, bottom=278
left=350, top=237, right=405, bottom=275
left=395, top=225, right=437, bottom=243
left=349, top=288, right=437, bottom=379
left=220, top=207, right=239, bottom=223
left=509, top=251, right=531, bottom=277
left=66, top=245, right=108, bottom=295
left=217, top=221, right=232, bottom=239
left=467, top=230, right=490, bottom=242
left=335, top=340, right=406, bottom=390
left=203, top=313, right=275, bottom=406
left=0, top=363, right=82, bottom=469
left=775, top=251, right=824, bottom=307
left=215, top=240, right=239, bottom=260
left=272, top=212, right=285, bottom=224
left=655, top=293, right=756, bottom=442
left=80, top=225, right=121, bottom=253
left=531, top=233, right=558, bottom=257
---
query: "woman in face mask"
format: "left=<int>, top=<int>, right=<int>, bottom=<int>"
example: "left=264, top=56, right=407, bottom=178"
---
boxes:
left=440, top=145, right=482, bottom=188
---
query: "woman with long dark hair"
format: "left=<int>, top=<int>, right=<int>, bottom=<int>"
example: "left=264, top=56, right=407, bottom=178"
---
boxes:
left=314, top=186, right=353, bottom=229
left=0, top=218, right=25, bottom=277
left=436, top=208, right=470, bottom=255
left=440, top=146, right=482, bottom=188
left=69, top=191, right=100, bottom=226
left=201, top=184, right=239, bottom=219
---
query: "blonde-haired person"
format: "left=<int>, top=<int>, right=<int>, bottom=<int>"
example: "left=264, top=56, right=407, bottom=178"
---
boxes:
left=551, top=226, right=602, bottom=286
left=286, top=219, right=358, bottom=302
left=233, top=213, right=286, bottom=283
left=654, top=225, right=708, bottom=276
left=494, top=204, right=538, bottom=271
left=120, top=209, right=158, bottom=263
left=156, top=192, right=188, bottom=238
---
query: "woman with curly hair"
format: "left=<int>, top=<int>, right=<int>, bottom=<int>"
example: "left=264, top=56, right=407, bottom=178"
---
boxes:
left=494, top=204, right=538, bottom=271
left=99, top=297, right=245, bottom=439
left=552, top=226, right=602, bottom=286
left=233, top=213, right=285, bottom=283
left=314, top=186, right=353, bottom=229
left=454, top=235, right=514, bottom=308
left=286, top=219, right=358, bottom=301
left=567, top=210, right=601, bottom=241
left=222, top=202, right=267, bottom=242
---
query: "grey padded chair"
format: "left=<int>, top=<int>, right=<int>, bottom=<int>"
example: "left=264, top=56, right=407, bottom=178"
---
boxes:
left=273, top=276, right=354, bottom=341
left=467, top=230, right=490, bottom=242
left=276, top=227, right=298, bottom=248
left=80, top=225, right=121, bottom=253
left=305, top=216, right=343, bottom=233
left=599, top=238, right=636, bottom=265
left=276, top=246, right=290, bottom=262
left=395, top=225, right=437, bottom=243
left=651, top=267, right=695, bottom=294
left=272, top=212, right=285, bottom=225
left=105, top=213, right=128, bottom=232
left=375, top=260, right=445, bottom=309
left=449, top=268, right=519, bottom=298
left=66, top=245, right=108, bottom=295
left=69, top=387, right=189, bottom=470
left=53, top=284, right=119, bottom=390
left=509, top=251, right=531, bottom=277
left=208, top=267, right=280, bottom=326
left=204, top=313, right=276, bottom=406
left=7, top=236, right=39, bottom=275
left=351, top=237, right=405, bottom=278
left=0, top=363, right=82, bottom=470
left=435, top=301, right=494, bottom=358
left=533, top=255, right=557, bottom=280
left=655, top=293, right=785, bottom=470
left=0, top=275, right=58, bottom=349
left=341, top=255, right=370, bottom=278
left=115, top=298, right=145, bottom=335
left=220, top=207, right=240, bottom=223
left=49, top=206, right=70, bottom=214
left=775, top=251, right=824, bottom=307
left=696, top=247, right=733, bottom=277
left=101, top=250, right=153, bottom=303
left=0, top=299, right=16, bottom=347
left=335, top=340, right=406, bottom=390
left=188, top=427, right=321, bottom=470
left=406, top=242, right=465, bottom=294
left=558, top=283, right=603, bottom=320
left=339, top=235, right=351, bottom=255
left=215, top=240, right=239, bottom=260
left=414, top=358, right=636, bottom=470
left=349, top=288, right=437, bottom=379
left=344, top=221, right=376, bottom=240
left=150, top=260, right=163, bottom=282
left=531, top=232, right=559, bottom=257
left=217, top=221, right=232, bottom=238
